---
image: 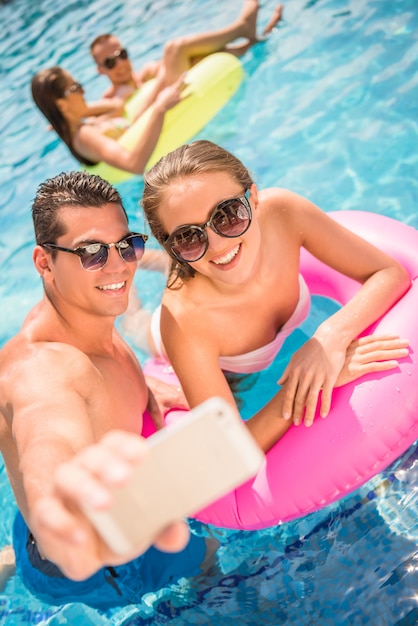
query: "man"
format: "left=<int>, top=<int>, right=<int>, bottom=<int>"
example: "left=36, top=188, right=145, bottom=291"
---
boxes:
left=0, top=171, right=209, bottom=608
left=90, top=2, right=284, bottom=105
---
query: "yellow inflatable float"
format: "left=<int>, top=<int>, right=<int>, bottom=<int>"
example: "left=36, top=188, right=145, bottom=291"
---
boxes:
left=84, top=52, right=244, bottom=184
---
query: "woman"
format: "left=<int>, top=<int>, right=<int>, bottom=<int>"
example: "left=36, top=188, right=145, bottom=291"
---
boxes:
left=31, top=1, right=284, bottom=174
left=140, top=140, right=411, bottom=452
left=31, top=66, right=184, bottom=174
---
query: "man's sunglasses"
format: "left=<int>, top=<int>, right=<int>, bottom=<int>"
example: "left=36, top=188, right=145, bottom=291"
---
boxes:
left=165, top=191, right=252, bottom=263
left=102, top=48, right=129, bottom=70
left=64, top=82, right=84, bottom=97
left=41, top=233, right=148, bottom=271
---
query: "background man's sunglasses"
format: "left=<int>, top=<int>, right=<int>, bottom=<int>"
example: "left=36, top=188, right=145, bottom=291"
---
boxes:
left=41, top=233, right=148, bottom=271
left=103, top=48, right=129, bottom=70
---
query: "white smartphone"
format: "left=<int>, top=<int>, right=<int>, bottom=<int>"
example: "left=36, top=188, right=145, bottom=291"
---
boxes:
left=82, top=397, right=265, bottom=554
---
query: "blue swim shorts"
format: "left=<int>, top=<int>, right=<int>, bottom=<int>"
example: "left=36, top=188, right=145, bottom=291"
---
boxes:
left=13, top=512, right=207, bottom=608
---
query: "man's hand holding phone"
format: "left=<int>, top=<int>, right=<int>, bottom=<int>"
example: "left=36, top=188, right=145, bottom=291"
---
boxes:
left=34, top=398, right=264, bottom=579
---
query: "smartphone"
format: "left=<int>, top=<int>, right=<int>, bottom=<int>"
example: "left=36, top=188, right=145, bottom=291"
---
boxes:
left=82, top=397, right=265, bottom=554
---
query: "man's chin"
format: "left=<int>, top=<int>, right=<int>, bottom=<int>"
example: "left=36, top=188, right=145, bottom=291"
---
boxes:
left=114, top=74, right=133, bottom=86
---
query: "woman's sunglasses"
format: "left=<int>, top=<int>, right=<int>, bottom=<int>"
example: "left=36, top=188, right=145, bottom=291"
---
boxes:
left=64, top=82, right=84, bottom=97
left=165, top=191, right=252, bottom=263
left=41, top=233, right=148, bottom=271
left=102, top=48, right=129, bottom=70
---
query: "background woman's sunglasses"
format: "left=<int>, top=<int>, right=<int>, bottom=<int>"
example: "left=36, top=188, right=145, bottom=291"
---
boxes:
left=103, top=48, right=129, bottom=70
left=64, top=82, right=84, bottom=96
left=41, top=233, right=148, bottom=271
left=165, top=191, right=252, bottom=263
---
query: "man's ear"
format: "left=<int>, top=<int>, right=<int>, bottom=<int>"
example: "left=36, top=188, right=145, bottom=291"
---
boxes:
left=33, top=246, right=53, bottom=279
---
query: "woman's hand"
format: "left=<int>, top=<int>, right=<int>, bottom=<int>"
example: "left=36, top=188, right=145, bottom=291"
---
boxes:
left=146, top=376, right=189, bottom=429
left=278, top=336, right=345, bottom=427
left=278, top=334, right=409, bottom=428
left=154, top=74, right=189, bottom=113
left=335, top=334, right=409, bottom=386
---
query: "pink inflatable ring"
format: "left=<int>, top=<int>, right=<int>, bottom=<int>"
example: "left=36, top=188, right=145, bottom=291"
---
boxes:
left=143, top=211, right=418, bottom=530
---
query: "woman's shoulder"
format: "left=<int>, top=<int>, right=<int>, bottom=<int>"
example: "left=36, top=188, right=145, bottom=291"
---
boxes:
left=258, top=187, right=304, bottom=222
left=259, top=187, right=308, bottom=205
left=162, top=277, right=219, bottom=332
left=259, top=187, right=321, bottom=222
left=160, top=281, right=220, bottom=361
left=162, top=279, right=202, bottom=314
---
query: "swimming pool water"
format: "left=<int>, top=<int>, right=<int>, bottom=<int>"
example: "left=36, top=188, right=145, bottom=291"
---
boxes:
left=0, top=0, right=417, bottom=623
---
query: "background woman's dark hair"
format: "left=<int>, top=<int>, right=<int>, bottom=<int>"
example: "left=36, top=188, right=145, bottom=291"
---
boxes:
left=31, top=67, right=97, bottom=167
left=142, top=140, right=254, bottom=288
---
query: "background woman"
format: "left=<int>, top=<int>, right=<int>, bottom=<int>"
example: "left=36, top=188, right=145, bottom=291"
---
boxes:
left=31, top=66, right=184, bottom=175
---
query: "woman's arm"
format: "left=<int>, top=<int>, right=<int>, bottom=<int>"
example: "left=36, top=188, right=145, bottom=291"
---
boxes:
left=84, top=97, right=126, bottom=118
left=160, top=301, right=295, bottom=453
left=129, top=65, right=178, bottom=122
left=276, top=191, right=411, bottom=425
left=75, top=77, right=185, bottom=174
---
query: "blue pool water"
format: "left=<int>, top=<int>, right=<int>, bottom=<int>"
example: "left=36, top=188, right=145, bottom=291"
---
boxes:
left=1, top=0, right=417, bottom=623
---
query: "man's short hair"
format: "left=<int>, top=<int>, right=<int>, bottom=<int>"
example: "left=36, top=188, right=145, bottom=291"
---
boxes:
left=32, top=170, right=126, bottom=245
left=90, top=33, right=114, bottom=59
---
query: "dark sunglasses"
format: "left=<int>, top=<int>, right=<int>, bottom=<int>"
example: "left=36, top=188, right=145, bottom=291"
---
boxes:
left=165, top=190, right=252, bottom=263
left=41, top=233, right=148, bottom=271
left=102, top=48, right=129, bottom=70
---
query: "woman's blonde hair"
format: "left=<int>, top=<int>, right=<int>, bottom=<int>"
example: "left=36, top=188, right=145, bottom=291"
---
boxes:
left=142, top=140, right=254, bottom=286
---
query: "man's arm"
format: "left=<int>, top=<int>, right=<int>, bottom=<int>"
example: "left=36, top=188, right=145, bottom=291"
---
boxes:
left=30, top=431, right=190, bottom=580
left=76, top=76, right=186, bottom=175
left=11, top=345, right=188, bottom=580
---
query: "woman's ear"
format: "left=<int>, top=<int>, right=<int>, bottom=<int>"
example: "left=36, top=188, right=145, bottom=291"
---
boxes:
left=249, top=183, right=259, bottom=211
left=33, top=246, right=52, bottom=279
left=55, top=97, right=68, bottom=116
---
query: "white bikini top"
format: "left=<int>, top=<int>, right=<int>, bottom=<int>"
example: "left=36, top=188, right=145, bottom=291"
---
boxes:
left=150, top=275, right=311, bottom=375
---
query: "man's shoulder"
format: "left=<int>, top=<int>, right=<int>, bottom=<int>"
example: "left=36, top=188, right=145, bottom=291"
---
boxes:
left=0, top=336, right=102, bottom=413
left=107, top=84, right=138, bottom=101
left=0, top=331, right=35, bottom=373
left=2, top=335, right=90, bottom=374
left=102, top=86, right=117, bottom=98
left=2, top=304, right=93, bottom=370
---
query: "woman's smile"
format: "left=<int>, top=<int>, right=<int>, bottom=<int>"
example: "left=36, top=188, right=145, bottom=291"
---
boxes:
left=211, top=243, right=241, bottom=266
